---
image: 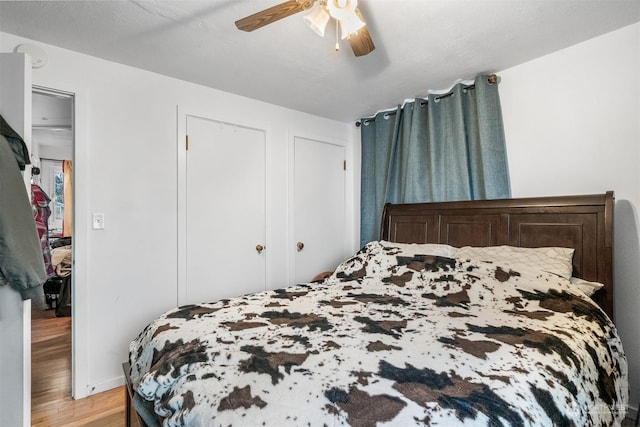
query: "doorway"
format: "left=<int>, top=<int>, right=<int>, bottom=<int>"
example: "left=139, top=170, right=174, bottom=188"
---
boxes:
left=30, top=86, right=75, bottom=417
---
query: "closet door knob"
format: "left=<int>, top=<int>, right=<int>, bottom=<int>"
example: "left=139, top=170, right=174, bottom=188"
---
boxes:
left=297, top=242, right=304, bottom=251
left=256, top=244, right=264, bottom=254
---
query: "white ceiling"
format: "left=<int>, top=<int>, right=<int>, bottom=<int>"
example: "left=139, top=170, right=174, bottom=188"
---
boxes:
left=1, top=0, right=639, bottom=121
left=32, top=91, right=73, bottom=155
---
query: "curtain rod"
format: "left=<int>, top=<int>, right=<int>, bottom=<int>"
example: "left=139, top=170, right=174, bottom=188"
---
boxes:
left=355, top=74, right=498, bottom=127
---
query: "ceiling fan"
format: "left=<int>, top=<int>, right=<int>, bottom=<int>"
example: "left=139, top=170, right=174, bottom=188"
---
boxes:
left=235, top=0, right=375, bottom=57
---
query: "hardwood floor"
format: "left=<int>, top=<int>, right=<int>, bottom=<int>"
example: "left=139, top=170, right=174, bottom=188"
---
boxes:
left=31, top=309, right=130, bottom=427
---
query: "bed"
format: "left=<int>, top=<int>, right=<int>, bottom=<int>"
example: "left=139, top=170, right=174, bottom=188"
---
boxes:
left=126, top=191, right=628, bottom=426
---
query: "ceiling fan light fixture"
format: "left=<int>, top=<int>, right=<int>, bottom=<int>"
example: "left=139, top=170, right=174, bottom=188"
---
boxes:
left=304, top=2, right=331, bottom=37
left=338, top=12, right=365, bottom=39
left=325, top=0, right=365, bottom=39
left=326, top=0, right=357, bottom=22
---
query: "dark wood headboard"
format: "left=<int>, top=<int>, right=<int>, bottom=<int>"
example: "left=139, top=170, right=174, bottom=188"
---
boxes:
left=380, top=192, right=615, bottom=319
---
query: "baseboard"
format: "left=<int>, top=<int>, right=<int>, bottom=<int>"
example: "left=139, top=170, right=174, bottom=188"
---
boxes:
left=85, top=375, right=125, bottom=397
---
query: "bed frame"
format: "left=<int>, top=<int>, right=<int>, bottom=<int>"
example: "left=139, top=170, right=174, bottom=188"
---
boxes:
left=380, top=191, right=615, bottom=319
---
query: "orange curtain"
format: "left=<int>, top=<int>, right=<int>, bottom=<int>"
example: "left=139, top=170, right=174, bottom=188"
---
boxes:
left=63, top=160, right=73, bottom=237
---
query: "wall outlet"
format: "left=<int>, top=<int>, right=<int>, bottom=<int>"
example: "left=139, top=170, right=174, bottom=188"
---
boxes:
left=92, top=213, right=105, bottom=230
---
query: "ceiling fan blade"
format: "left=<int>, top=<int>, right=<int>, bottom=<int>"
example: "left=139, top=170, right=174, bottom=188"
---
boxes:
left=348, top=26, right=375, bottom=57
left=349, top=8, right=375, bottom=57
left=235, top=0, right=311, bottom=32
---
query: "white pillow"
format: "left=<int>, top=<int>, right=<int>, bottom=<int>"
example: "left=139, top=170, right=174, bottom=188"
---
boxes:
left=569, top=277, right=605, bottom=296
left=454, top=245, right=575, bottom=279
left=379, top=240, right=458, bottom=258
left=331, top=241, right=458, bottom=280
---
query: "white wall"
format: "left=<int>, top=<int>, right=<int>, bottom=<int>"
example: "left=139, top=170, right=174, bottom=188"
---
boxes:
left=500, top=23, right=640, bottom=415
left=0, top=32, right=355, bottom=398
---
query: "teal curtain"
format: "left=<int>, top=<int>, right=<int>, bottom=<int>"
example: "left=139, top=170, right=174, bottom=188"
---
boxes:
left=360, top=75, right=511, bottom=246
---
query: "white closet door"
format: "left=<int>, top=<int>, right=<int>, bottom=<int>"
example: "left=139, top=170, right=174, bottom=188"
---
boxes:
left=293, top=137, right=346, bottom=284
left=185, top=115, right=266, bottom=304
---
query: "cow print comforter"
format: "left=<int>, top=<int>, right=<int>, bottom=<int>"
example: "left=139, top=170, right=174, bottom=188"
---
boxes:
left=129, top=241, right=628, bottom=426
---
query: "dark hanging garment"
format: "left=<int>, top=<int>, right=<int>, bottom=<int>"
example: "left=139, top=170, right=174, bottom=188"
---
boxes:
left=0, top=134, right=47, bottom=299
left=0, top=114, right=30, bottom=171
left=31, top=184, right=54, bottom=277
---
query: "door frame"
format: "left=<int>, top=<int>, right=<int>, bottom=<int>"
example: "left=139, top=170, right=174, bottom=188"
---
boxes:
left=0, top=51, right=32, bottom=427
left=32, top=80, right=89, bottom=399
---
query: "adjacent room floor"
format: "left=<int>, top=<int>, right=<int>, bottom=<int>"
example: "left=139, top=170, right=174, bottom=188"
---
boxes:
left=31, top=308, right=131, bottom=427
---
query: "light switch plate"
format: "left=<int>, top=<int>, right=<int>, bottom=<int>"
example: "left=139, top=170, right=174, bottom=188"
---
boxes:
left=92, top=213, right=105, bottom=230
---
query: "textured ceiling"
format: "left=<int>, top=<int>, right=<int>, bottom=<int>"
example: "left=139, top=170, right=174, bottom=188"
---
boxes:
left=1, top=0, right=639, bottom=121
